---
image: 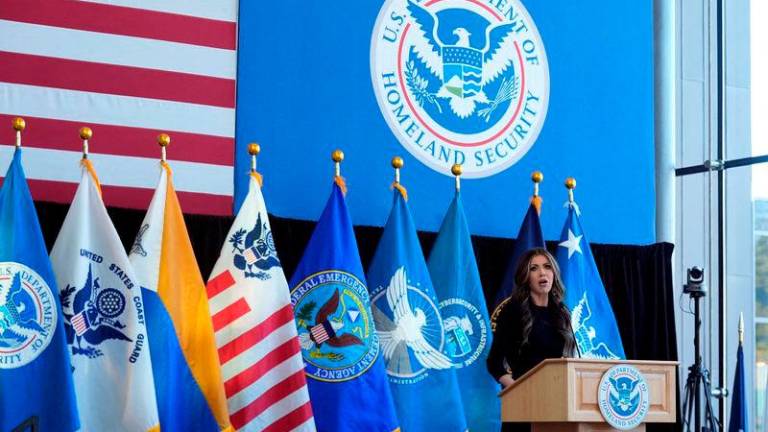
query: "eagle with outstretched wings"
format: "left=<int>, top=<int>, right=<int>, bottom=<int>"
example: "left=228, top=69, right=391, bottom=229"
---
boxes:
left=374, top=267, right=452, bottom=374
left=407, top=0, right=518, bottom=117
left=62, top=264, right=131, bottom=356
left=299, top=288, right=364, bottom=350
left=0, top=272, right=45, bottom=348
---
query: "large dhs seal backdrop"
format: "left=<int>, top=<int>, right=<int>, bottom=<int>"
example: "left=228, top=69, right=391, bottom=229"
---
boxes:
left=371, top=0, right=549, bottom=177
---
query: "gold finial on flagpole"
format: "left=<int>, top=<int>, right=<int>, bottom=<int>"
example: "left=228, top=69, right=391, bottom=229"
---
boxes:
left=532, top=171, right=543, bottom=197
left=390, top=156, right=407, bottom=200
left=158, top=133, right=170, bottom=162
left=248, top=142, right=260, bottom=173
left=80, top=127, right=93, bottom=159
left=451, top=163, right=462, bottom=191
left=739, top=312, right=744, bottom=345
left=565, top=177, right=576, bottom=203
left=392, top=156, right=404, bottom=184
left=332, top=149, right=344, bottom=176
left=12, top=117, right=25, bottom=148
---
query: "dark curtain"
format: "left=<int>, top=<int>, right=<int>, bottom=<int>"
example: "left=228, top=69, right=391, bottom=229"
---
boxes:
left=35, top=201, right=679, bottom=429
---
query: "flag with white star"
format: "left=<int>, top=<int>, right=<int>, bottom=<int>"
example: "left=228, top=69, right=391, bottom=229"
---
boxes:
left=556, top=204, right=626, bottom=360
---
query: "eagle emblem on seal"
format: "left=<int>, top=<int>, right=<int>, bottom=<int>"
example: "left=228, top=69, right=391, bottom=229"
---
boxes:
left=60, top=264, right=131, bottom=359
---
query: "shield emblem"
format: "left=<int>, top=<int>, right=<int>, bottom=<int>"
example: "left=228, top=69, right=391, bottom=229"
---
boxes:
left=442, top=46, right=483, bottom=98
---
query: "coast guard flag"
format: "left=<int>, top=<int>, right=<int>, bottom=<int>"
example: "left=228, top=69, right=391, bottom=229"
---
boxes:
left=288, top=181, right=399, bottom=432
left=129, top=162, right=233, bottom=432
left=728, top=334, right=747, bottom=432
left=428, top=191, right=500, bottom=432
left=368, top=189, right=468, bottom=432
left=50, top=159, right=159, bottom=431
left=494, top=198, right=544, bottom=310
left=207, top=173, right=315, bottom=431
left=0, top=148, right=79, bottom=431
left=556, top=203, right=625, bottom=359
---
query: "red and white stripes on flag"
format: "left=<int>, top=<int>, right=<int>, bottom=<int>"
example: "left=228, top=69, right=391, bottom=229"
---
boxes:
left=207, top=175, right=315, bottom=432
left=0, top=0, right=237, bottom=215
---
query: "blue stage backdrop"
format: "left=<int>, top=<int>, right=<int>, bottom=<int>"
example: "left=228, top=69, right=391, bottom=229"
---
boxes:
left=235, top=0, right=654, bottom=244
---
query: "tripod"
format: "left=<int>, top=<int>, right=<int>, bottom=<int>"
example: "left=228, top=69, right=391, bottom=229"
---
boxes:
left=681, top=287, right=719, bottom=431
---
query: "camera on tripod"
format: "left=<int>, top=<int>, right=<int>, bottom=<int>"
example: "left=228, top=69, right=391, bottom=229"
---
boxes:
left=683, top=266, right=706, bottom=297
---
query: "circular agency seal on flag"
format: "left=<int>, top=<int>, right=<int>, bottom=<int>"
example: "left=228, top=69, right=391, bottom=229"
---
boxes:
left=370, top=267, right=452, bottom=385
left=371, top=0, right=549, bottom=178
left=440, top=297, right=487, bottom=368
left=0, top=262, right=57, bottom=369
left=597, top=364, right=650, bottom=430
left=291, top=270, right=379, bottom=382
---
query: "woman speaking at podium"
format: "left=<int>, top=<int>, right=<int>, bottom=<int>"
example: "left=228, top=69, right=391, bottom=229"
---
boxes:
left=487, top=248, right=576, bottom=431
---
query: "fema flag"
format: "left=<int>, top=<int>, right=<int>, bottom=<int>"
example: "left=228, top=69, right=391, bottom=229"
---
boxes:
left=50, top=158, right=159, bottom=431
left=368, top=189, right=468, bottom=432
left=556, top=203, right=625, bottom=359
left=428, top=191, right=500, bottom=432
left=494, top=198, right=545, bottom=310
left=0, top=147, right=79, bottom=431
left=289, top=181, right=399, bottom=432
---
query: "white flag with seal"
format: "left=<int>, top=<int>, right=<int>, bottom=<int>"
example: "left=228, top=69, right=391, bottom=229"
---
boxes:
left=207, top=174, right=315, bottom=431
left=50, top=159, right=159, bottom=432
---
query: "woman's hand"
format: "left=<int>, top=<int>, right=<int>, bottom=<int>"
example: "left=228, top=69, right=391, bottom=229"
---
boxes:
left=499, top=374, right=515, bottom=388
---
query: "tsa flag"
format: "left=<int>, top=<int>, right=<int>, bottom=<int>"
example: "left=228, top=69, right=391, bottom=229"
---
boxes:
left=556, top=204, right=625, bottom=360
left=0, top=148, right=79, bottom=431
left=129, top=162, right=233, bottom=432
left=289, top=181, right=399, bottom=432
left=368, top=190, right=468, bottom=432
left=207, top=173, right=315, bottom=431
left=428, top=192, right=500, bottom=432
left=494, top=198, right=544, bottom=310
left=50, top=159, right=159, bottom=431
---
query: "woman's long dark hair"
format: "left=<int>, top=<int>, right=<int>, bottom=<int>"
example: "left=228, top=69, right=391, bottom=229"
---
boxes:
left=509, top=248, right=576, bottom=356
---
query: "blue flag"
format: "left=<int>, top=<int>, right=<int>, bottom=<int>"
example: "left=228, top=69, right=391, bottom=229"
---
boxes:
left=556, top=204, right=625, bottom=359
left=368, top=190, right=468, bottom=432
left=428, top=192, right=500, bottom=432
left=728, top=341, right=747, bottom=432
left=0, top=148, right=79, bottom=431
left=289, top=182, right=399, bottom=432
left=494, top=199, right=545, bottom=309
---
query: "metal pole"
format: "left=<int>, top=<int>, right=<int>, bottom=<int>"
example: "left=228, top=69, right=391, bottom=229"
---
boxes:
left=654, top=0, right=676, bottom=243
left=716, top=0, right=727, bottom=427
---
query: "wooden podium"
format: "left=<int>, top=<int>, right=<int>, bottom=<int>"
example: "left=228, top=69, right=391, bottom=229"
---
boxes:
left=499, top=358, right=677, bottom=431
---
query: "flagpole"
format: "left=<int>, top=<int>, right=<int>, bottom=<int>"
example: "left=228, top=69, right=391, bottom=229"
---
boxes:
left=80, top=127, right=92, bottom=160
left=563, top=176, right=585, bottom=359
left=392, top=156, right=403, bottom=184
left=249, top=142, right=260, bottom=173
left=12, top=117, right=25, bottom=147
left=451, top=163, right=462, bottom=192
left=158, top=133, right=170, bottom=162
left=565, top=177, right=576, bottom=203
left=739, top=312, right=744, bottom=346
left=332, top=149, right=344, bottom=176
left=532, top=171, right=543, bottom=197
left=391, top=156, right=408, bottom=200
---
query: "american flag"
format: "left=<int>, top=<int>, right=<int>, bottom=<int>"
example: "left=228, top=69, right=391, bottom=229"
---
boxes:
left=0, top=0, right=237, bottom=215
left=70, top=310, right=90, bottom=336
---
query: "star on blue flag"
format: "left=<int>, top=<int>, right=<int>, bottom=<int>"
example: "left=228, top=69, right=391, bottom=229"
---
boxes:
left=556, top=203, right=625, bottom=360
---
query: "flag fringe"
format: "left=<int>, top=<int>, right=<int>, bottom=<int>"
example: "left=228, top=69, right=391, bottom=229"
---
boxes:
left=81, top=159, right=102, bottom=196
left=251, top=171, right=263, bottom=187
left=391, top=182, right=408, bottom=201
left=334, top=175, right=347, bottom=195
